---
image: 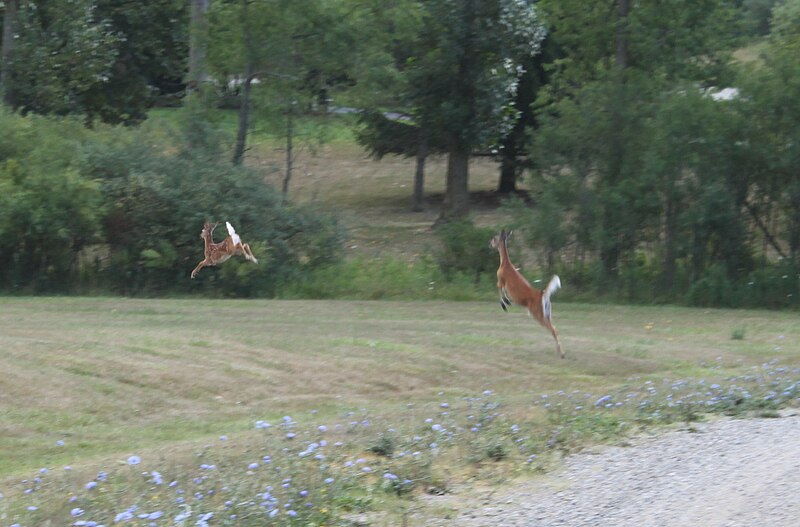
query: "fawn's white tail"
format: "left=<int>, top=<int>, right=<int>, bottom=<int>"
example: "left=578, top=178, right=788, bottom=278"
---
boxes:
left=226, top=221, right=241, bottom=246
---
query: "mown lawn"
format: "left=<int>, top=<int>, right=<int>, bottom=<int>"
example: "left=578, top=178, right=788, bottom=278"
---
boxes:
left=2, top=298, right=797, bottom=522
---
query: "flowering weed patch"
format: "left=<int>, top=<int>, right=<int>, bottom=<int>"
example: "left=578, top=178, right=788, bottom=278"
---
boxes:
left=4, top=363, right=799, bottom=526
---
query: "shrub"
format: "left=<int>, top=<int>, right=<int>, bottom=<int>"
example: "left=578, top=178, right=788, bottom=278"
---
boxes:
left=0, top=111, right=102, bottom=292
left=79, top=120, right=345, bottom=296
left=435, top=220, right=496, bottom=283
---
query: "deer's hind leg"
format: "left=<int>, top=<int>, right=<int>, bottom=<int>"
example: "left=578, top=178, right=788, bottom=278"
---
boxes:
left=539, top=317, right=563, bottom=359
left=241, top=243, right=258, bottom=263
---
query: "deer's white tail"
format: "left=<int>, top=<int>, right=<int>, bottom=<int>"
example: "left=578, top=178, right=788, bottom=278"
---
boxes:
left=226, top=221, right=241, bottom=245
left=542, top=275, right=561, bottom=319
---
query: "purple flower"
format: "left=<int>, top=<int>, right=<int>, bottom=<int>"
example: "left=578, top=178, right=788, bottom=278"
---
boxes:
left=71, top=507, right=85, bottom=517
left=127, top=455, right=141, bottom=466
left=594, top=395, right=613, bottom=407
left=248, top=462, right=259, bottom=470
left=115, top=510, right=134, bottom=522
left=85, top=481, right=97, bottom=490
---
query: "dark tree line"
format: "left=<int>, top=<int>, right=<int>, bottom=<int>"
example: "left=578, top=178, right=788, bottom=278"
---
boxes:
left=0, top=0, right=798, bottom=306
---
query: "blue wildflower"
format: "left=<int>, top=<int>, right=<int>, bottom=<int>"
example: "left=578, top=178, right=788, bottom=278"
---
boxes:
left=127, top=455, right=141, bottom=466
left=71, top=507, right=85, bottom=517
left=594, top=395, right=613, bottom=407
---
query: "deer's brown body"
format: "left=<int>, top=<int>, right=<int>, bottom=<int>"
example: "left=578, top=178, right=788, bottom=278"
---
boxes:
left=190, top=221, right=258, bottom=279
left=490, top=230, right=563, bottom=358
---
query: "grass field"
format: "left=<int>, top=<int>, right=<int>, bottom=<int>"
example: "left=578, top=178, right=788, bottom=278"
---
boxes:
left=2, top=297, right=798, bottom=524
left=2, top=110, right=798, bottom=524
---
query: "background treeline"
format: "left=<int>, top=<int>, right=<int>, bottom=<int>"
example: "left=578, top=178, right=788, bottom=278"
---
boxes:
left=0, top=0, right=798, bottom=308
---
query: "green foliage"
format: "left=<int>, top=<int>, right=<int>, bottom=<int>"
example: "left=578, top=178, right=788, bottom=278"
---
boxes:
left=0, top=110, right=102, bottom=291
left=79, top=118, right=345, bottom=296
left=435, top=220, right=496, bottom=283
left=280, top=255, right=489, bottom=301
left=369, top=432, right=397, bottom=457
left=6, top=0, right=187, bottom=123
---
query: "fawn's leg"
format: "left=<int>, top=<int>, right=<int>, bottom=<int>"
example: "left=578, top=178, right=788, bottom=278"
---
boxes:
left=242, top=243, right=258, bottom=263
left=191, top=260, right=208, bottom=279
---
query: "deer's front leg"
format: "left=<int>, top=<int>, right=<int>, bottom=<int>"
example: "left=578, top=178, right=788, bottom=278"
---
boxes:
left=191, top=260, right=209, bottom=279
left=498, top=282, right=511, bottom=312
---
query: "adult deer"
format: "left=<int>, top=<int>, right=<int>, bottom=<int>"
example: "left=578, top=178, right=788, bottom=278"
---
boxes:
left=190, top=221, right=258, bottom=279
left=490, top=229, right=564, bottom=358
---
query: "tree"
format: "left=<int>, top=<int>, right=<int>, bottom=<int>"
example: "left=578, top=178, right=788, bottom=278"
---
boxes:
left=737, top=0, right=800, bottom=263
left=207, top=0, right=364, bottom=168
left=533, top=0, right=737, bottom=283
left=408, top=0, right=546, bottom=220
left=2, top=0, right=187, bottom=124
left=350, top=0, right=438, bottom=212
left=1, top=0, right=18, bottom=107
left=495, top=34, right=560, bottom=194
left=189, top=0, right=210, bottom=91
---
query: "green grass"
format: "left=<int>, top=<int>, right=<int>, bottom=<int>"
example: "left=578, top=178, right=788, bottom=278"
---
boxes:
left=1, top=297, right=798, bottom=524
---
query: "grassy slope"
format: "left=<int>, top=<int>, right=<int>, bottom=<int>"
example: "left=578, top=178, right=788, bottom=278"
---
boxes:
left=2, top=297, right=798, bottom=477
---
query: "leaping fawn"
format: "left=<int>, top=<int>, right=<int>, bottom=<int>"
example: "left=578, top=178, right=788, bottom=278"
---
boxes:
left=490, top=229, right=564, bottom=358
left=190, top=221, right=258, bottom=279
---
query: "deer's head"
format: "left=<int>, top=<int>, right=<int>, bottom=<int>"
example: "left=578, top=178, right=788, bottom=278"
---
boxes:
left=489, top=229, right=512, bottom=249
left=200, top=221, right=219, bottom=240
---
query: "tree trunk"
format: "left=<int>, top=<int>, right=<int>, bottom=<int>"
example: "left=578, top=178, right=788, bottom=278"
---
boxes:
left=232, top=67, right=254, bottom=166
left=1, top=0, right=18, bottom=107
left=616, top=0, right=630, bottom=69
left=188, top=0, right=210, bottom=92
left=282, top=106, right=294, bottom=200
left=661, top=193, right=677, bottom=293
left=599, top=0, right=631, bottom=279
left=497, top=147, right=518, bottom=194
left=440, top=144, right=470, bottom=221
left=412, top=132, right=428, bottom=212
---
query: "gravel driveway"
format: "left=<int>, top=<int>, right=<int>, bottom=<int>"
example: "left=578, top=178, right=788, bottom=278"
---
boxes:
left=426, top=412, right=800, bottom=526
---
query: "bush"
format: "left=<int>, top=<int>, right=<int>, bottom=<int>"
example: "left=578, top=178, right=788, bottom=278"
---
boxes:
left=79, top=122, right=345, bottom=296
left=435, top=220, right=496, bottom=283
left=0, top=111, right=102, bottom=292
